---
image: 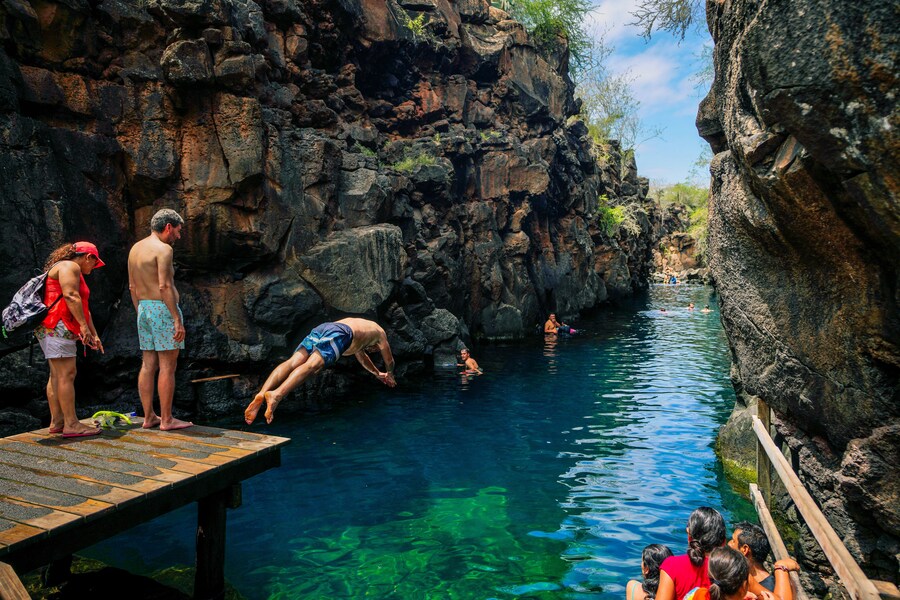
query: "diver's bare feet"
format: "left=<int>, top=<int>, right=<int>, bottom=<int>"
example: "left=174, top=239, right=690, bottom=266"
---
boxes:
left=244, top=393, right=265, bottom=425
left=142, top=415, right=161, bottom=429
left=264, top=391, right=283, bottom=424
left=160, top=417, right=193, bottom=431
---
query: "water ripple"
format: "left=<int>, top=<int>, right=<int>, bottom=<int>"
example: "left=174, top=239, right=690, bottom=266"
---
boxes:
left=83, top=285, right=754, bottom=599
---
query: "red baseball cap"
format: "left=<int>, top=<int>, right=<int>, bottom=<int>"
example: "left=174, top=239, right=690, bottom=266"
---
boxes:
left=74, top=241, right=106, bottom=268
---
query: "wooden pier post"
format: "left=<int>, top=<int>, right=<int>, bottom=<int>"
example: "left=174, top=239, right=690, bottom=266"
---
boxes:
left=757, top=398, right=772, bottom=507
left=195, top=488, right=229, bottom=600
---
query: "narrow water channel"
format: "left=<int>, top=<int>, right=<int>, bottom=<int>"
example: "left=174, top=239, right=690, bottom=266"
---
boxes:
left=84, top=284, right=755, bottom=599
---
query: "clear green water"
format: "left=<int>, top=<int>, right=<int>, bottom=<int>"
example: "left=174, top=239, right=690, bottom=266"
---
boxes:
left=84, top=285, right=755, bottom=598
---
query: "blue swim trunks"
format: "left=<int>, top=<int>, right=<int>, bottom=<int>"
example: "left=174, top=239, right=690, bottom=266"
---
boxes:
left=137, top=300, right=185, bottom=351
left=297, top=322, right=353, bottom=366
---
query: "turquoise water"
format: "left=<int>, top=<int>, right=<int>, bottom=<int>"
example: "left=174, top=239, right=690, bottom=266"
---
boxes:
left=84, top=285, right=754, bottom=598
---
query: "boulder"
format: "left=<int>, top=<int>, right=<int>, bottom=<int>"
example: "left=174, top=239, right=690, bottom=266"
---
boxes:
left=161, top=40, right=213, bottom=85
left=299, top=225, right=405, bottom=313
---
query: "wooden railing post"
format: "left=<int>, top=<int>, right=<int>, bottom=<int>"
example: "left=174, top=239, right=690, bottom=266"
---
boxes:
left=757, top=398, right=772, bottom=507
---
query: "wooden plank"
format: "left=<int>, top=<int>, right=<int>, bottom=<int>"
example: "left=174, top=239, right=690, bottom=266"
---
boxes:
left=0, top=561, right=29, bottom=600
left=756, top=399, right=772, bottom=507
left=191, top=374, right=239, bottom=383
left=872, top=580, right=900, bottom=600
left=108, top=429, right=258, bottom=462
left=0, top=460, right=141, bottom=507
left=17, top=437, right=217, bottom=476
left=0, top=497, right=82, bottom=533
left=94, top=434, right=247, bottom=467
left=125, top=419, right=291, bottom=448
left=0, top=478, right=113, bottom=519
left=752, top=416, right=881, bottom=600
left=0, top=436, right=195, bottom=484
left=0, top=447, right=170, bottom=495
left=749, top=483, right=810, bottom=600
left=0, top=516, right=46, bottom=547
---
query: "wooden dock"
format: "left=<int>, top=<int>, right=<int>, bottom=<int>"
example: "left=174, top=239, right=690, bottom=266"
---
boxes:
left=0, top=418, right=289, bottom=599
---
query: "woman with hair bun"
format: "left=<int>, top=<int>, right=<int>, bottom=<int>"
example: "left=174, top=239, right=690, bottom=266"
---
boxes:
left=655, top=507, right=727, bottom=600
left=626, top=544, right=674, bottom=600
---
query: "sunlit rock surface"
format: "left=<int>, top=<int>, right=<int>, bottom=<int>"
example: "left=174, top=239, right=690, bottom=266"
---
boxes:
left=701, top=0, right=899, bottom=583
left=0, top=0, right=662, bottom=417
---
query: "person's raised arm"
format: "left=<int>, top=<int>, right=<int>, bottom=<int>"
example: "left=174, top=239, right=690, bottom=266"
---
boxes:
left=157, top=245, right=184, bottom=342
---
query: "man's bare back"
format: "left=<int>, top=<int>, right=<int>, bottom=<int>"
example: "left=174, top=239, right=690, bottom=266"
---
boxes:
left=337, top=317, right=388, bottom=355
left=128, top=236, right=179, bottom=304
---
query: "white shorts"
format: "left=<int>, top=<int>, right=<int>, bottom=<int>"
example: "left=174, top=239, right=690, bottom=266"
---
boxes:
left=35, top=321, right=77, bottom=359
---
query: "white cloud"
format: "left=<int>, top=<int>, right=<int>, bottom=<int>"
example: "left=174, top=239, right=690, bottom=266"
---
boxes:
left=585, top=0, right=644, bottom=45
left=607, top=43, right=697, bottom=116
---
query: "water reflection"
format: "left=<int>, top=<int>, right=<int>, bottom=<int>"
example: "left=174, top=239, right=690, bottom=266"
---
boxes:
left=83, top=285, right=752, bottom=599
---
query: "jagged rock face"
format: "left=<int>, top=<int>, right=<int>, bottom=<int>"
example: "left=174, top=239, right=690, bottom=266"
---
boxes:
left=701, top=0, right=898, bottom=580
left=0, top=0, right=659, bottom=415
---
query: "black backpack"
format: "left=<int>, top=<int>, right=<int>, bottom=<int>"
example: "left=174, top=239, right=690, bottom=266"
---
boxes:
left=1, top=271, right=62, bottom=346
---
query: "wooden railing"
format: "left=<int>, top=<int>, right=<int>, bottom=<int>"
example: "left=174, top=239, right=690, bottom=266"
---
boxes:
left=0, top=562, right=29, bottom=600
left=753, top=400, right=900, bottom=600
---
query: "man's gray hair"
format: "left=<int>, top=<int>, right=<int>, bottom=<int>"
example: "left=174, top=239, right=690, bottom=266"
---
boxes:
left=150, top=208, right=184, bottom=233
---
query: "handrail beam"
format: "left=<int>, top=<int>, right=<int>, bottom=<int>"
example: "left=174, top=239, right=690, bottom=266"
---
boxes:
left=751, top=415, right=880, bottom=600
left=749, top=483, right=810, bottom=600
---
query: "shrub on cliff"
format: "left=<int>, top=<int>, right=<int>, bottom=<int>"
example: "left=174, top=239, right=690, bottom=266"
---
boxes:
left=597, top=195, right=645, bottom=238
left=498, top=0, right=593, bottom=70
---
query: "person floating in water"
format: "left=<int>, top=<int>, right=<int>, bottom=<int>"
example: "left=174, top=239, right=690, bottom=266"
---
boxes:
left=701, top=305, right=712, bottom=313
left=458, top=348, right=482, bottom=374
left=244, top=318, right=396, bottom=425
left=688, top=302, right=695, bottom=310
left=660, top=308, right=668, bottom=313
left=544, top=313, right=575, bottom=335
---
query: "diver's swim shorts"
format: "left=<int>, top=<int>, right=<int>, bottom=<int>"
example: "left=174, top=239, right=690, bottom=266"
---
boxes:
left=137, top=300, right=185, bottom=352
left=296, top=322, right=353, bottom=366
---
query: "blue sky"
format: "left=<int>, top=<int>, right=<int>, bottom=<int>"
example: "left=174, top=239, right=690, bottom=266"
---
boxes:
left=584, top=0, right=713, bottom=185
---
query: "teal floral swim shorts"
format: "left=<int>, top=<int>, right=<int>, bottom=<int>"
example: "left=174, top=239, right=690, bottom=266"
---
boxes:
left=137, top=300, right=185, bottom=351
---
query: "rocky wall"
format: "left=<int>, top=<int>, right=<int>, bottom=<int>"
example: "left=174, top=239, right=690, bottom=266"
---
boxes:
left=0, top=0, right=661, bottom=425
left=700, top=0, right=898, bottom=584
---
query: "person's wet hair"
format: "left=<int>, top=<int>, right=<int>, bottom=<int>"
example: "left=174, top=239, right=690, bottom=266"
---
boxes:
left=642, top=544, right=674, bottom=599
left=734, top=521, right=770, bottom=562
left=687, top=507, right=726, bottom=566
left=707, top=546, right=749, bottom=600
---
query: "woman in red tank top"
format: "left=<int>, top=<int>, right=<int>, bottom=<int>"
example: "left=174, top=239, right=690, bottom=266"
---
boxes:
left=35, top=242, right=106, bottom=438
left=655, top=507, right=727, bottom=600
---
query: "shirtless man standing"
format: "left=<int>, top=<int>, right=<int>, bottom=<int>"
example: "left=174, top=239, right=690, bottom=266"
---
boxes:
left=128, top=208, right=192, bottom=431
left=244, top=318, right=396, bottom=425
